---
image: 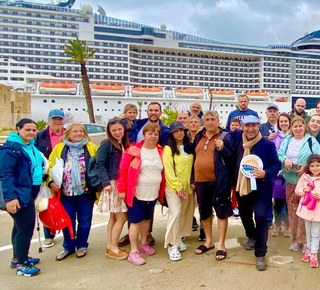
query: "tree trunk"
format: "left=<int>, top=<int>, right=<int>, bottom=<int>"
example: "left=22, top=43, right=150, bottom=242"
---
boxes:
left=81, top=63, right=95, bottom=123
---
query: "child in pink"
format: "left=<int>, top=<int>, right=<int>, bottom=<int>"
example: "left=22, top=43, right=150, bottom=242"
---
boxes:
left=295, top=154, right=320, bottom=268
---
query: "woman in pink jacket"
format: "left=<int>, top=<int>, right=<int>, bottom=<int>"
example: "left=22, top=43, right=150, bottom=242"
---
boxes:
left=117, top=123, right=165, bottom=266
left=295, top=154, right=320, bottom=268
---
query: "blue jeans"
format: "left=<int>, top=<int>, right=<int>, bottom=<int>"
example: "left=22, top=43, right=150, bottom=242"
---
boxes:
left=237, top=191, right=268, bottom=257
left=61, top=193, right=94, bottom=252
left=43, top=226, right=55, bottom=239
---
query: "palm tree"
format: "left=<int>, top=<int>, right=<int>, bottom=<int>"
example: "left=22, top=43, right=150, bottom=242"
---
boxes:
left=137, top=101, right=143, bottom=119
left=62, top=38, right=96, bottom=123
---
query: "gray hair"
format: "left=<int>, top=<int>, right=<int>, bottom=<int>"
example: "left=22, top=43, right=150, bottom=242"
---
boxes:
left=203, top=111, right=219, bottom=119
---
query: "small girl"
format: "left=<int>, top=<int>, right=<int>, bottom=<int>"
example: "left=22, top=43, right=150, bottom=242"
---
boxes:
left=119, top=104, right=138, bottom=144
left=295, top=154, right=320, bottom=268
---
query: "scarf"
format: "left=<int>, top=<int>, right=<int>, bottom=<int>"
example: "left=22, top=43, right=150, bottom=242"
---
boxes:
left=236, top=132, right=262, bottom=196
left=7, top=133, right=44, bottom=185
left=63, top=138, right=88, bottom=193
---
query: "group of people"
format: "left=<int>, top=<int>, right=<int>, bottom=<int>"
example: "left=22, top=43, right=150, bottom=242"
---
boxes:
left=1, top=96, right=320, bottom=277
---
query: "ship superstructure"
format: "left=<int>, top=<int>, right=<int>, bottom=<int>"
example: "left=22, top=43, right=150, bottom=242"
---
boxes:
left=0, top=0, right=319, bottom=123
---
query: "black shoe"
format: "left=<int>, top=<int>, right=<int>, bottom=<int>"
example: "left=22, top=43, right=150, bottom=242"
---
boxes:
left=198, top=227, right=206, bottom=241
left=147, top=233, right=155, bottom=246
left=118, top=234, right=130, bottom=247
left=192, top=217, right=199, bottom=231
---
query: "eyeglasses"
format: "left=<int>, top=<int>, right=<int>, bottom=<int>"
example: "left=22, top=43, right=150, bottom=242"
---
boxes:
left=204, top=139, right=210, bottom=151
left=108, top=117, right=121, bottom=123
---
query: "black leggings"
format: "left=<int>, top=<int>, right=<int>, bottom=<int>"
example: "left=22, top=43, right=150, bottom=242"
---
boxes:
left=9, top=185, right=40, bottom=264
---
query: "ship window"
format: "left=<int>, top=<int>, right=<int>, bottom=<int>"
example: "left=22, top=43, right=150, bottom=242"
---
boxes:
left=43, top=99, right=47, bottom=103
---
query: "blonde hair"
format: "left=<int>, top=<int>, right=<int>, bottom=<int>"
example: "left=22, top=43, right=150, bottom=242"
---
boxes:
left=143, top=122, right=161, bottom=135
left=123, top=104, right=138, bottom=130
left=289, top=116, right=309, bottom=137
left=63, top=123, right=90, bottom=142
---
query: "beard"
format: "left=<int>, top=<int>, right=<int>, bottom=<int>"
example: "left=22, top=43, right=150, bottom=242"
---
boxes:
left=294, top=108, right=303, bottom=116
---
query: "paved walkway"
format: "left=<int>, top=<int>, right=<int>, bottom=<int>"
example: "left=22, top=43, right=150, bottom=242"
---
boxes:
left=0, top=204, right=318, bottom=289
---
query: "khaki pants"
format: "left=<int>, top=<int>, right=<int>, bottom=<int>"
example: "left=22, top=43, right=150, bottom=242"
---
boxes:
left=164, top=186, right=195, bottom=247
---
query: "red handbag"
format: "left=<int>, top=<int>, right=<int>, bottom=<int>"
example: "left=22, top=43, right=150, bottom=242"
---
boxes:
left=39, top=190, right=75, bottom=239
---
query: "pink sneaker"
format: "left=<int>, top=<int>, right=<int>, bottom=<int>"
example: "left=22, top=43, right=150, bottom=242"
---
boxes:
left=310, top=253, right=318, bottom=268
left=139, top=243, right=155, bottom=256
left=127, top=251, right=145, bottom=266
left=301, top=248, right=310, bottom=263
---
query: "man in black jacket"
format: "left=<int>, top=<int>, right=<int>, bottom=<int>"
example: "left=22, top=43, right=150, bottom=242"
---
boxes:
left=35, top=109, right=65, bottom=248
left=193, top=111, right=233, bottom=261
left=233, top=115, right=281, bottom=271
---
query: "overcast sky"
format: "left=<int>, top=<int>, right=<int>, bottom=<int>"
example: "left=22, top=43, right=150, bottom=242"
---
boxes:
left=41, top=0, right=320, bottom=46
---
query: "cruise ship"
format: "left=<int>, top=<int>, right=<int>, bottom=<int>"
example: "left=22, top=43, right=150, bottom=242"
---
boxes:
left=0, top=0, right=319, bottom=124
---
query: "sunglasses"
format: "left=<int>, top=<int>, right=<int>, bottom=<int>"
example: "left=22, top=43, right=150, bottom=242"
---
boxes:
left=108, top=117, right=122, bottom=123
left=204, top=139, right=210, bottom=151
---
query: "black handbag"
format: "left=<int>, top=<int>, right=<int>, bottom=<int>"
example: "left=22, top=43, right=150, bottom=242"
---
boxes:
left=87, top=156, right=103, bottom=192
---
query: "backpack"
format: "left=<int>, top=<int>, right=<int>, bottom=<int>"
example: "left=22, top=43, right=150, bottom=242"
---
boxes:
left=39, top=190, right=75, bottom=238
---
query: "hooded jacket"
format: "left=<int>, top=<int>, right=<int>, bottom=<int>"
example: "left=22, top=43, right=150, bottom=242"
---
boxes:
left=0, top=133, right=44, bottom=206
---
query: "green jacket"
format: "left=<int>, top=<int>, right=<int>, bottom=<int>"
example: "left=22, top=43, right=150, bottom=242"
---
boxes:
left=289, top=109, right=311, bottom=124
left=277, top=133, right=320, bottom=184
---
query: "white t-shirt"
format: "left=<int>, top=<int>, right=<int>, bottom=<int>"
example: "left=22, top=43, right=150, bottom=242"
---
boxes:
left=135, top=147, right=163, bottom=201
left=287, top=137, right=304, bottom=164
left=179, top=145, right=188, bottom=160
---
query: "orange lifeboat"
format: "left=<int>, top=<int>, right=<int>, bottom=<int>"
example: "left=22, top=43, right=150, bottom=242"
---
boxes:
left=131, top=87, right=163, bottom=97
left=91, top=85, right=125, bottom=96
left=39, top=82, right=77, bottom=95
left=175, top=89, right=204, bottom=99
left=275, top=97, right=287, bottom=102
left=244, top=91, right=269, bottom=101
left=210, top=90, right=235, bottom=100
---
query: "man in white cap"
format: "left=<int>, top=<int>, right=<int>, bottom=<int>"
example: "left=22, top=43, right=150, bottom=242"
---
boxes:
left=232, top=115, right=280, bottom=271
left=35, top=109, right=65, bottom=248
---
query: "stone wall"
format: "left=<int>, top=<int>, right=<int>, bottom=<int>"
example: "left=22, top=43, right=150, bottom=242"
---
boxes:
left=0, top=84, right=31, bottom=128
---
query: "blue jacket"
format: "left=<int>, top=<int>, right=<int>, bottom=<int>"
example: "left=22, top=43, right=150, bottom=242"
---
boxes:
left=233, top=129, right=281, bottom=208
left=193, top=127, right=234, bottom=202
left=135, top=118, right=170, bottom=147
left=95, top=139, right=123, bottom=187
left=259, top=121, right=276, bottom=138
left=0, top=141, right=35, bottom=206
left=121, top=119, right=138, bottom=144
left=278, top=133, right=320, bottom=184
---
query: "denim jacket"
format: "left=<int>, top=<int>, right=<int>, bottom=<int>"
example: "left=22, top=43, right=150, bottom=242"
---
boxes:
left=95, top=139, right=123, bottom=187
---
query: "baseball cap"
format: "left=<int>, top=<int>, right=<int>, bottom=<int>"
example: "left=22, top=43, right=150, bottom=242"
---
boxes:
left=48, top=109, right=65, bottom=119
left=266, top=104, right=279, bottom=111
left=169, top=121, right=187, bottom=134
left=241, top=115, right=260, bottom=125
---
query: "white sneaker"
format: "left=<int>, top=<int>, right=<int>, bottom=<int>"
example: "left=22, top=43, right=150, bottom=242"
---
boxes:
left=43, top=238, right=54, bottom=248
left=233, top=208, right=240, bottom=218
left=178, top=240, right=187, bottom=252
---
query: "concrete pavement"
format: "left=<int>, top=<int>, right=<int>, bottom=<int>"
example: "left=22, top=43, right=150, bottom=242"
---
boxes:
left=0, top=204, right=318, bottom=290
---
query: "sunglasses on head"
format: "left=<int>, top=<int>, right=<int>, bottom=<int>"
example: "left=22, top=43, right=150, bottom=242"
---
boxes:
left=108, top=117, right=122, bottom=123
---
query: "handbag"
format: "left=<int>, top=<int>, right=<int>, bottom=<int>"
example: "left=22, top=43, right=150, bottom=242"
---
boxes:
left=35, top=182, right=52, bottom=213
left=39, top=190, right=75, bottom=238
left=87, top=155, right=103, bottom=192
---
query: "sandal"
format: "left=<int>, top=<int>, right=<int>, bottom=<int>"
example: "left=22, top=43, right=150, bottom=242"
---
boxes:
left=168, top=246, right=181, bottom=261
left=76, top=247, right=87, bottom=258
left=216, top=250, right=227, bottom=261
left=195, top=244, right=215, bottom=255
left=56, top=250, right=74, bottom=261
